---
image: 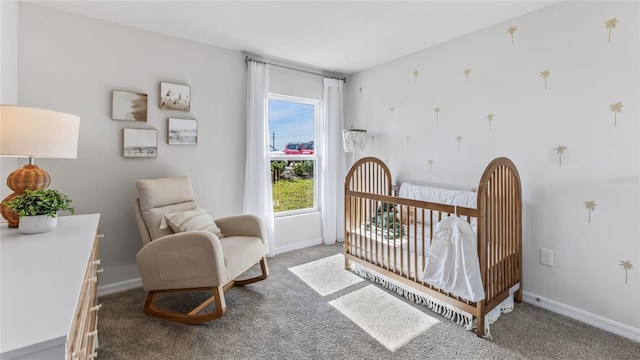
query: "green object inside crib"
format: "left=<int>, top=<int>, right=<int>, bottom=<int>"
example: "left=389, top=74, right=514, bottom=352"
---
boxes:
left=365, top=202, right=403, bottom=238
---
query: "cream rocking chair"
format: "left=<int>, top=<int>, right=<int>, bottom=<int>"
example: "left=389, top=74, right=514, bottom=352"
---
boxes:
left=133, top=176, right=269, bottom=324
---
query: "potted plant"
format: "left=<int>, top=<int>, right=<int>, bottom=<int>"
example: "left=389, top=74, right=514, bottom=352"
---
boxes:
left=3, top=189, right=75, bottom=234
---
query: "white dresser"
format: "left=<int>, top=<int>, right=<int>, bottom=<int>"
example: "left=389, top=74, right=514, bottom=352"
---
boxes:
left=0, top=214, right=101, bottom=359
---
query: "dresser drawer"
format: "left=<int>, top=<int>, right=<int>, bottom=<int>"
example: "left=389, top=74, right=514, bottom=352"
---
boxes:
left=67, top=234, right=101, bottom=360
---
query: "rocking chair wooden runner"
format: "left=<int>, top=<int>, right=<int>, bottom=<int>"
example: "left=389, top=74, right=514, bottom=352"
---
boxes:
left=134, top=176, right=269, bottom=324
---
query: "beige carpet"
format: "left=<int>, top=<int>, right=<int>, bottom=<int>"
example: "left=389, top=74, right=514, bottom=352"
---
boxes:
left=97, top=243, right=640, bottom=359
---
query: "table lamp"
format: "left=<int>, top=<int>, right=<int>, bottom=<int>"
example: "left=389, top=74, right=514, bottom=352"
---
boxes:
left=0, top=105, right=80, bottom=227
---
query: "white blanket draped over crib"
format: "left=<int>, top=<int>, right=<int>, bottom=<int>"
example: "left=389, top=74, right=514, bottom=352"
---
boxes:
left=421, top=216, right=485, bottom=302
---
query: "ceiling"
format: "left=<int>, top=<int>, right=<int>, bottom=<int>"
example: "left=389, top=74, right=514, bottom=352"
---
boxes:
left=28, top=1, right=557, bottom=75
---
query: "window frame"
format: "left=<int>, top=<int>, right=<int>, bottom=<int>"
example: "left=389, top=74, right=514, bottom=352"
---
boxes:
left=268, top=93, right=322, bottom=217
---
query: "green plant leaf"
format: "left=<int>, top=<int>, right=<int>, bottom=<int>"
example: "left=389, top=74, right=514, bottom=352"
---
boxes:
left=3, top=189, right=75, bottom=218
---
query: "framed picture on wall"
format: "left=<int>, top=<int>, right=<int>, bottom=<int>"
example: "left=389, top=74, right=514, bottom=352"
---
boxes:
left=123, top=128, right=158, bottom=158
left=112, top=90, right=148, bottom=121
left=168, top=118, right=198, bottom=145
left=160, top=82, right=191, bottom=111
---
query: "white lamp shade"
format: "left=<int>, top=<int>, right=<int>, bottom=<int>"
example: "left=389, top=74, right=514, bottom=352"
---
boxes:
left=0, top=106, right=80, bottom=159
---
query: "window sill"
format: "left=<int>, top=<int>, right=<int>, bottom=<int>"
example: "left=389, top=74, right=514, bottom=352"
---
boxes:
left=274, top=208, right=320, bottom=219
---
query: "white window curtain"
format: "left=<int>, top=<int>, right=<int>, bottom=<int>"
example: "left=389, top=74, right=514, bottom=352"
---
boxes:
left=243, top=61, right=275, bottom=256
left=319, top=78, right=346, bottom=245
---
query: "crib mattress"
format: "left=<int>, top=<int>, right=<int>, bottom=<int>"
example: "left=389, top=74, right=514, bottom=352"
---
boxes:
left=347, top=226, right=428, bottom=284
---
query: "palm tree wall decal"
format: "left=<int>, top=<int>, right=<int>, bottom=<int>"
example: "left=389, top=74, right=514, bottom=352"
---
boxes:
left=463, top=68, right=471, bottom=86
left=605, top=17, right=618, bottom=43
left=428, top=159, right=434, bottom=173
left=456, top=136, right=463, bottom=152
left=540, top=69, right=551, bottom=90
left=584, top=200, right=597, bottom=223
left=434, top=106, right=440, bottom=121
left=486, top=113, right=495, bottom=131
left=413, top=70, right=419, bottom=85
left=609, top=101, right=623, bottom=126
left=507, top=26, right=518, bottom=45
left=554, top=146, right=567, bottom=167
left=619, top=260, right=633, bottom=284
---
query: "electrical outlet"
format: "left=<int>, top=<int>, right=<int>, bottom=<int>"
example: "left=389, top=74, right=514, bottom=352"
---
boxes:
left=540, top=248, right=554, bottom=267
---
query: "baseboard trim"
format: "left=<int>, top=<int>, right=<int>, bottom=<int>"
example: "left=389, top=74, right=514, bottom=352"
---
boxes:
left=98, top=277, right=142, bottom=297
left=522, top=291, right=640, bottom=343
left=274, top=237, right=323, bottom=255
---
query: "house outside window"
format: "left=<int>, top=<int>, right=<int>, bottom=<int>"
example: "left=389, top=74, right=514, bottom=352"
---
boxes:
left=268, top=94, right=321, bottom=215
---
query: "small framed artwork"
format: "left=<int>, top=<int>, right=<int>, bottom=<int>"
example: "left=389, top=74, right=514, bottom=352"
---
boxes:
left=112, top=90, right=147, bottom=121
left=123, top=128, right=158, bottom=158
left=168, top=118, right=198, bottom=145
left=160, top=82, right=191, bottom=111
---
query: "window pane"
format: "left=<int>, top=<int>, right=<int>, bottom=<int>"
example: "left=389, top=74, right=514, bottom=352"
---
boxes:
left=271, top=159, right=315, bottom=213
left=268, top=99, right=314, bottom=154
left=268, top=97, right=317, bottom=214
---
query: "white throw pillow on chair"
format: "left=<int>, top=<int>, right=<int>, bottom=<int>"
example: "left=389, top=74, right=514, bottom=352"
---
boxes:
left=159, top=207, right=224, bottom=238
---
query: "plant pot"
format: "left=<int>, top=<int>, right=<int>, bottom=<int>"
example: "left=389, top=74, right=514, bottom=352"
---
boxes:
left=18, top=215, right=58, bottom=234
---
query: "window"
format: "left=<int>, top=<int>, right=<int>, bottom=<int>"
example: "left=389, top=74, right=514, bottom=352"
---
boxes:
left=268, top=94, right=321, bottom=215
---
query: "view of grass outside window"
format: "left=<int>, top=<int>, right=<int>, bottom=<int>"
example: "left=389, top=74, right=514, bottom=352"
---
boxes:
left=268, top=95, right=319, bottom=214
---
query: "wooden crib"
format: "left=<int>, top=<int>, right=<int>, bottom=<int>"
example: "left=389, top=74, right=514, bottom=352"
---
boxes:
left=344, top=156, right=522, bottom=337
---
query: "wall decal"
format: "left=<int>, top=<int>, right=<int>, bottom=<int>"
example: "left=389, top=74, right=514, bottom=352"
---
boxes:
left=406, top=135, right=411, bottom=150
left=434, top=106, right=440, bottom=121
left=413, top=70, right=419, bottom=85
left=609, top=101, right=623, bottom=126
left=507, top=26, right=518, bottom=45
left=486, top=113, right=495, bottom=131
left=605, top=17, right=618, bottom=43
left=463, top=68, right=471, bottom=86
left=619, top=260, right=633, bottom=284
left=428, top=159, right=434, bottom=173
left=584, top=200, right=597, bottom=223
left=540, top=69, right=551, bottom=90
left=359, top=87, right=363, bottom=97
left=554, top=146, right=567, bottom=167
left=456, top=136, right=463, bottom=152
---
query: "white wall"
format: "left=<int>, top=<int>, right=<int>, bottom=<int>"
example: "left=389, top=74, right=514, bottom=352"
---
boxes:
left=344, top=1, right=639, bottom=332
left=16, top=3, right=247, bottom=285
left=270, top=65, right=323, bottom=100
left=1, top=0, right=17, bottom=104
left=0, top=0, right=19, bottom=196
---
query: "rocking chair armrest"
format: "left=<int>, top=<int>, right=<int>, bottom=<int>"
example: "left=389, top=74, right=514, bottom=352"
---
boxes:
left=215, top=214, right=267, bottom=244
left=136, top=231, right=227, bottom=290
